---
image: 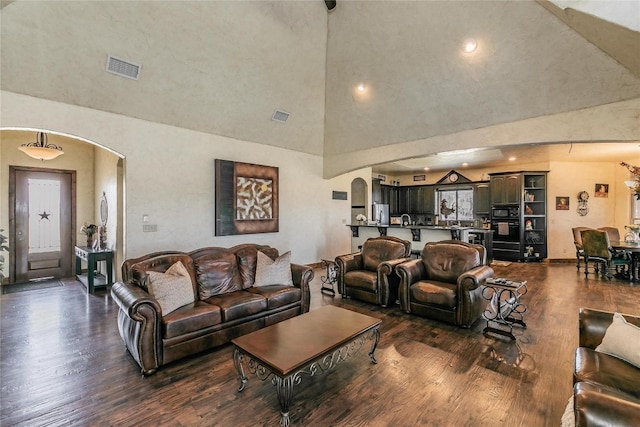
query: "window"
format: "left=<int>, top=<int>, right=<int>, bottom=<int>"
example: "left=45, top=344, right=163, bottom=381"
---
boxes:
left=28, top=179, right=61, bottom=253
left=437, top=188, right=473, bottom=223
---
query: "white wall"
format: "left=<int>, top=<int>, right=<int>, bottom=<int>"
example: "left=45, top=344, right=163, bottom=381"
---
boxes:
left=547, top=161, right=636, bottom=259
left=1, top=92, right=361, bottom=273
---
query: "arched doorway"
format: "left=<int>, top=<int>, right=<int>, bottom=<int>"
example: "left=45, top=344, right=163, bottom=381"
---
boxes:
left=1, top=129, right=124, bottom=285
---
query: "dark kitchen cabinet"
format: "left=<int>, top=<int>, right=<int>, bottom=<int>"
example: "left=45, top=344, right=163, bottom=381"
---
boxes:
left=372, top=179, right=382, bottom=204
left=397, top=187, right=409, bottom=214
left=490, top=173, right=521, bottom=205
left=490, top=171, right=547, bottom=262
left=474, top=183, right=490, bottom=215
left=408, top=187, right=422, bottom=213
left=421, top=186, right=435, bottom=214
left=381, top=185, right=399, bottom=214
left=522, top=172, right=547, bottom=261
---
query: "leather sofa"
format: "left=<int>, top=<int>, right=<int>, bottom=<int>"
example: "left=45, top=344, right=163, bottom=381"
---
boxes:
left=335, top=236, right=412, bottom=307
left=395, top=240, right=493, bottom=328
left=573, top=308, right=640, bottom=426
left=111, top=244, right=313, bottom=375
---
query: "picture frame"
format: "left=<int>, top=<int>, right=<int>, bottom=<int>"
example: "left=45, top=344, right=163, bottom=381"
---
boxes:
left=413, top=174, right=426, bottom=182
left=215, top=159, right=279, bottom=236
left=556, top=196, right=569, bottom=210
left=594, top=183, right=608, bottom=198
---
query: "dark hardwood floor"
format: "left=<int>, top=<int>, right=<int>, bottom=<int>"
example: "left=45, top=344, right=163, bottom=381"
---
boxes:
left=1, top=261, right=639, bottom=426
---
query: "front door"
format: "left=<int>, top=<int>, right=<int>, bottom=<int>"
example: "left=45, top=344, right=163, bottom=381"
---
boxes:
left=10, top=167, right=75, bottom=283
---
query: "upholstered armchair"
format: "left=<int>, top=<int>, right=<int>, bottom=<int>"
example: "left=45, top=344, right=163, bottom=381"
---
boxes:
left=335, top=236, right=412, bottom=307
left=396, top=240, right=494, bottom=328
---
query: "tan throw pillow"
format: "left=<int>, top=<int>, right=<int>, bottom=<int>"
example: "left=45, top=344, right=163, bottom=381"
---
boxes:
left=595, top=312, right=640, bottom=368
left=254, top=250, right=293, bottom=287
left=147, top=261, right=195, bottom=315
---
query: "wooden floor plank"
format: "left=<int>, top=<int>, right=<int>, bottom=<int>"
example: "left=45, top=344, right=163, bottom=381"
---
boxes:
left=1, top=262, right=639, bottom=426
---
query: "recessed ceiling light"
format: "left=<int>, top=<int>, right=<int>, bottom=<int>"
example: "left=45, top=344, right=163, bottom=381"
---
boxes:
left=463, top=38, right=477, bottom=53
left=462, top=162, right=469, bottom=167
left=423, top=167, right=430, bottom=171
left=509, top=156, right=516, bottom=161
left=357, top=83, right=366, bottom=92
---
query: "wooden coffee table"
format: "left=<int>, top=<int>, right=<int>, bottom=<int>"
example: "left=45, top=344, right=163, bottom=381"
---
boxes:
left=232, top=305, right=381, bottom=426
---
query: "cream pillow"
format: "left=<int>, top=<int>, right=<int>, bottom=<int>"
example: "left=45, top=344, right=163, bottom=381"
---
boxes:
left=595, top=312, right=640, bottom=368
left=147, top=261, right=195, bottom=315
left=254, top=250, right=293, bottom=287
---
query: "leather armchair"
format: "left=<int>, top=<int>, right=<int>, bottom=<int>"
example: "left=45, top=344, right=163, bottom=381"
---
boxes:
left=335, top=236, right=411, bottom=307
left=396, top=240, right=494, bottom=328
left=573, top=308, right=640, bottom=426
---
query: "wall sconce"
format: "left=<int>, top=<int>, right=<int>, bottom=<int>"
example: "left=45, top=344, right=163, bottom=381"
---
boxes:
left=18, top=132, right=64, bottom=161
left=463, top=38, right=477, bottom=53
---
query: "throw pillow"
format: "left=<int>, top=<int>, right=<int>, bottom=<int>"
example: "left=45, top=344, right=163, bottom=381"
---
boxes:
left=254, top=250, right=293, bottom=287
left=595, top=312, right=640, bottom=368
left=146, top=261, right=195, bottom=315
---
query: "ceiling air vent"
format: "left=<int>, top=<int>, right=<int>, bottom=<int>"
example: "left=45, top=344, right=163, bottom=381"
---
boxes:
left=271, top=110, right=290, bottom=123
left=106, top=55, right=140, bottom=80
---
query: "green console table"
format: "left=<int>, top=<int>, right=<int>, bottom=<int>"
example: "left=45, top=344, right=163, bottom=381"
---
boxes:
left=75, top=246, right=113, bottom=293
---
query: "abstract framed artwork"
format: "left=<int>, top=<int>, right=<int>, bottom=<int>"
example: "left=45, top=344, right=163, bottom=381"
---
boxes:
left=215, top=159, right=279, bottom=236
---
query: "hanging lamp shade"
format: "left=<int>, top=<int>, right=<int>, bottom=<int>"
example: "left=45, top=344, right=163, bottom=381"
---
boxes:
left=18, top=132, right=64, bottom=161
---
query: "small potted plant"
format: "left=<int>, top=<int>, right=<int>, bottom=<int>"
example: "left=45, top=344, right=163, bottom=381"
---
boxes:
left=80, top=223, right=98, bottom=248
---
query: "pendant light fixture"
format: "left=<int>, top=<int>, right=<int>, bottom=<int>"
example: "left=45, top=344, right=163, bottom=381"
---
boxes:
left=18, top=132, right=64, bottom=161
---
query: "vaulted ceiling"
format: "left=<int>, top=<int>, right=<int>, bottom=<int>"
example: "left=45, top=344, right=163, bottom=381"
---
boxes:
left=1, top=1, right=639, bottom=177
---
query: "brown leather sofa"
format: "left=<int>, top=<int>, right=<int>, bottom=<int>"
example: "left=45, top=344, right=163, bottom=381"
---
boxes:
left=335, top=236, right=411, bottom=307
left=573, top=308, right=640, bottom=426
left=395, top=240, right=493, bottom=328
left=111, top=244, right=313, bottom=375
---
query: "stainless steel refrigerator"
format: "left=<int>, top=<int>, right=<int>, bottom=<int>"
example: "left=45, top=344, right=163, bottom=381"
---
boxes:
left=371, top=203, right=389, bottom=226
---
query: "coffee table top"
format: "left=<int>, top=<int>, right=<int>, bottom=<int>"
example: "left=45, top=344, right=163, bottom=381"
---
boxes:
left=232, top=305, right=381, bottom=376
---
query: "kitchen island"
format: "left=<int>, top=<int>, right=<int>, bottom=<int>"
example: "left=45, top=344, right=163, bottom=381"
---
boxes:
left=347, top=224, right=493, bottom=262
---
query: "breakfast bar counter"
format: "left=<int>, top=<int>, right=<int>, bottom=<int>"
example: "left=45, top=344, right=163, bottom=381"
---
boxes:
left=347, top=224, right=493, bottom=260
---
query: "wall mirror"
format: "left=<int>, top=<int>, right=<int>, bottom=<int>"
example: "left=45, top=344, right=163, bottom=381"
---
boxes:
left=100, top=192, right=108, bottom=226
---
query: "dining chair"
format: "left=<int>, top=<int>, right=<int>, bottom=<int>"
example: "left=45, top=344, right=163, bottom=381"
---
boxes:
left=598, top=227, right=629, bottom=275
left=572, top=227, right=592, bottom=271
left=580, top=229, right=630, bottom=279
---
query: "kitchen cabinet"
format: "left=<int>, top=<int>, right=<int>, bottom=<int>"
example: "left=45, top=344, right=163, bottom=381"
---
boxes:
left=421, top=186, right=435, bottom=214
left=490, top=171, right=547, bottom=262
left=397, top=187, right=409, bottom=214
left=408, top=187, right=422, bottom=213
left=372, top=179, right=382, bottom=204
left=522, top=172, right=547, bottom=261
left=474, top=183, right=490, bottom=215
left=381, top=185, right=399, bottom=214
left=490, top=173, right=521, bottom=205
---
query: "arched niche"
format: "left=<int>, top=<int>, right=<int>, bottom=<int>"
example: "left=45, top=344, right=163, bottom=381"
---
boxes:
left=351, top=177, right=368, bottom=223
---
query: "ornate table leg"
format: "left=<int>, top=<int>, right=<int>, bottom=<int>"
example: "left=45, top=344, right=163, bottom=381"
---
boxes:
left=233, top=348, right=248, bottom=392
left=369, top=327, right=380, bottom=364
left=275, top=375, right=296, bottom=427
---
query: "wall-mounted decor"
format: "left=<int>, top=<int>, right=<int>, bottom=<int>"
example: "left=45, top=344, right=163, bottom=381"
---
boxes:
left=577, top=191, right=589, bottom=216
left=413, top=174, right=426, bottom=182
left=377, top=174, right=386, bottom=182
left=332, top=191, right=347, bottom=200
left=594, top=183, right=608, bottom=198
left=556, top=196, right=569, bottom=210
left=215, top=159, right=279, bottom=236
